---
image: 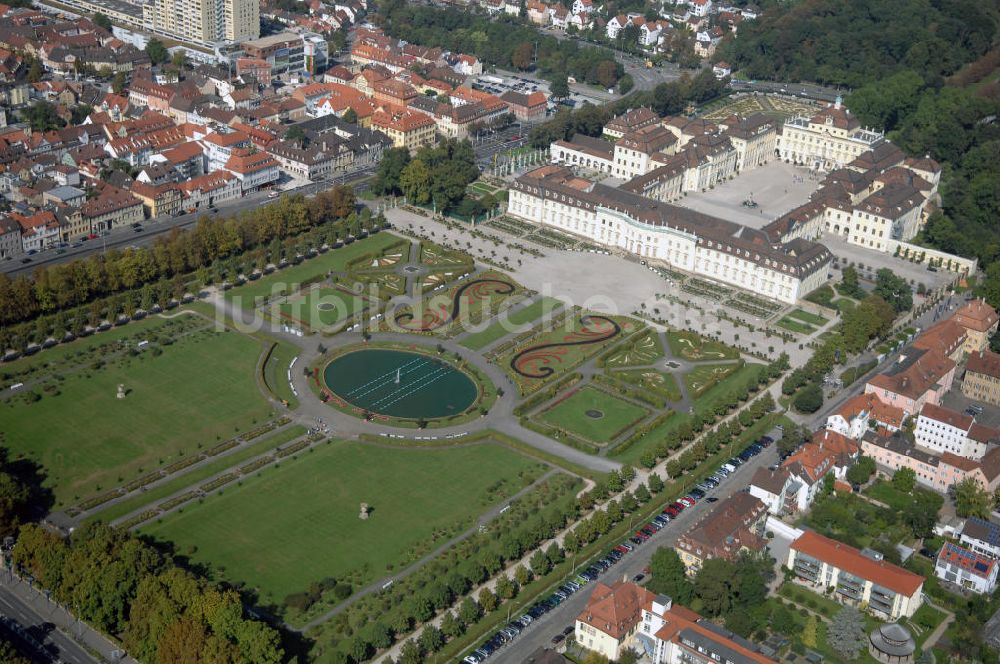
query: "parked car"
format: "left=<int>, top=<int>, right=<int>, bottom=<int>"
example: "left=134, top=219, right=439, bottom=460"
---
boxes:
left=551, top=634, right=565, bottom=645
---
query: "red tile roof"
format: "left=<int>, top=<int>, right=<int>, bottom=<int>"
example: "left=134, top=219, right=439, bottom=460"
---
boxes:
left=791, top=531, right=924, bottom=596
left=919, top=403, right=973, bottom=431
left=966, top=350, right=1000, bottom=380
left=835, top=392, right=904, bottom=429
left=954, top=299, right=999, bottom=333
left=913, top=319, right=966, bottom=356
left=577, top=580, right=655, bottom=639
left=867, top=349, right=955, bottom=401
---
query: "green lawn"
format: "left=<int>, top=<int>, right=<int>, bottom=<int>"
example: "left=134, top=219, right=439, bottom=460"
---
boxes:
left=777, top=317, right=816, bottom=335
left=603, top=330, right=664, bottom=368
left=140, top=441, right=545, bottom=605
left=459, top=297, right=562, bottom=351
left=4, top=328, right=272, bottom=505
left=225, top=233, right=403, bottom=306
left=833, top=298, right=856, bottom=314
left=277, top=286, right=366, bottom=328
left=260, top=339, right=301, bottom=408
left=609, top=368, right=682, bottom=401
left=786, top=309, right=829, bottom=326
left=613, top=363, right=770, bottom=464
left=86, top=424, right=308, bottom=525
left=666, top=330, right=739, bottom=361
left=684, top=362, right=741, bottom=398
left=537, top=386, right=649, bottom=444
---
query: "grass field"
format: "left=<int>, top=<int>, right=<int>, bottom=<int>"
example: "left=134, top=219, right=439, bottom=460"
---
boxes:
left=684, top=362, right=741, bottom=398
left=140, top=441, right=546, bottom=605
left=86, top=424, right=308, bottom=525
left=776, top=317, right=816, bottom=335
left=459, top=297, right=563, bottom=351
left=613, top=362, right=769, bottom=464
left=786, top=308, right=828, bottom=326
left=666, top=330, right=739, bottom=361
left=4, top=328, right=272, bottom=505
left=609, top=368, right=683, bottom=402
left=277, top=286, right=366, bottom=328
left=537, top=386, right=649, bottom=443
left=225, top=233, right=403, bottom=305
left=260, top=339, right=300, bottom=408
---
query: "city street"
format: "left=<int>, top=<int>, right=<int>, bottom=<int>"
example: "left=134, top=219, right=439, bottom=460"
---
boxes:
left=490, top=439, right=781, bottom=663
left=0, top=569, right=133, bottom=664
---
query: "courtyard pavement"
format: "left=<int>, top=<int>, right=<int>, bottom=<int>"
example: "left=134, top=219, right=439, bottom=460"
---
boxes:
left=674, top=161, right=819, bottom=228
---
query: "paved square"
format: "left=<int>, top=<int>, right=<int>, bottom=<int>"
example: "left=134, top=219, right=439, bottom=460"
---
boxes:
left=674, top=161, right=819, bottom=228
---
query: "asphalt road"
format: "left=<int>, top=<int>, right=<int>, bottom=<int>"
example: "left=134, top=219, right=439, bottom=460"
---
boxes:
left=488, top=436, right=781, bottom=664
left=0, top=580, right=99, bottom=664
left=0, top=168, right=377, bottom=279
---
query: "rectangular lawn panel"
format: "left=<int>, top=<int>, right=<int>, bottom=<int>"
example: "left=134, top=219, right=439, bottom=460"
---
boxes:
left=225, top=233, right=403, bottom=306
left=140, top=441, right=544, bottom=606
left=4, top=328, right=272, bottom=505
left=277, top=286, right=366, bottom=328
left=786, top=308, right=828, bottom=326
left=666, top=330, right=739, bottom=361
left=777, top=317, right=816, bottom=334
left=683, top=362, right=741, bottom=398
left=459, top=296, right=563, bottom=351
left=538, top=385, right=649, bottom=444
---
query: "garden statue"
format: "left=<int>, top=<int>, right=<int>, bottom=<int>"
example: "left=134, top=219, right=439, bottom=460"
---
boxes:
left=117, top=384, right=126, bottom=400
left=359, top=502, right=370, bottom=520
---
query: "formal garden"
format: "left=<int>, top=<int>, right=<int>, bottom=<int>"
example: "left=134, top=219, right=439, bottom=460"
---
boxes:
left=535, top=385, right=651, bottom=446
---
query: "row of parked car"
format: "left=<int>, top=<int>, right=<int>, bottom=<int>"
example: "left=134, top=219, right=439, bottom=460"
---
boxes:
left=460, top=433, right=776, bottom=664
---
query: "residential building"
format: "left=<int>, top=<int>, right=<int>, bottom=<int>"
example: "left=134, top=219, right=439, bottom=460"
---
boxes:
left=861, top=430, right=1000, bottom=494
left=825, top=392, right=904, bottom=439
left=864, top=348, right=956, bottom=417
left=129, top=180, right=182, bottom=218
left=80, top=186, right=144, bottom=232
left=960, top=517, right=1000, bottom=560
left=0, top=215, right=22, bottom=259
left=778, top=98, right=884, bottom=171
left=963, top=350, right=1000, bottom=407
left=914, top=403, right=999, bottom=461
left=748, top=467, right=794, bottom=516
left=781, top=429, right=859, bottom=511
left=146, top=0, right=259, bottom=45
left=13, top=210, right=59, bottom=252
left=787, top=531, right=924, bottom=620
left=913, top=319, right=967, bottom=362
left=507, top=165, right=831, bottom=304
left=371, top=108, right=436, bottom=151
left=638, top=594, right=775, bottom=664
left=178, top=170, right=241, bottom=209
left=223, top=148, right=280, bottom=192
left=576, top=580, right=655, bottom=661
left=953, top=299, right=999, bottom=354
left=935, top=542, right=999, bottom=594
left=674, top=493, right=768, bottom=575
left=267, top=138, right=352, bottom=181
left=200, top=131, right=252, bottom=172
left=500, top=90, right=548, bottom=122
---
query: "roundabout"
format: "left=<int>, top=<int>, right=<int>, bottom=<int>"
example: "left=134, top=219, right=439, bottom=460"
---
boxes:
left=314, top=342, right=496, bottom=425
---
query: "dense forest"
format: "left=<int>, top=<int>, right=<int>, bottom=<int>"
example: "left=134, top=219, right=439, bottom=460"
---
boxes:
left=375, top=0, right=624, bottom=88
left=716, top=0, right=996, bottom=87
left=719, top=0, right=1000, bottom=305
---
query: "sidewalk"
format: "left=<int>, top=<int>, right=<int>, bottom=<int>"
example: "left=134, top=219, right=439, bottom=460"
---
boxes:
left=0, top=568, right=138, bottom=663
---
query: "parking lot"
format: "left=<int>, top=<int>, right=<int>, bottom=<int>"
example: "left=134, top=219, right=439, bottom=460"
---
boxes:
left=463, top=430, right=782, bottom=664
left=822, top=235, right=956, bottom=292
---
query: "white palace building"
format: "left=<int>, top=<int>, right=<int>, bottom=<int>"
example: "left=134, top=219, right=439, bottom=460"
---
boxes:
left=508, top=164, right=831, bottom=304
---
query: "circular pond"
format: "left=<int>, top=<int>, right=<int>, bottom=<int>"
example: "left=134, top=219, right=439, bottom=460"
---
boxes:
left=323, top=348, right=479, bottom=419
